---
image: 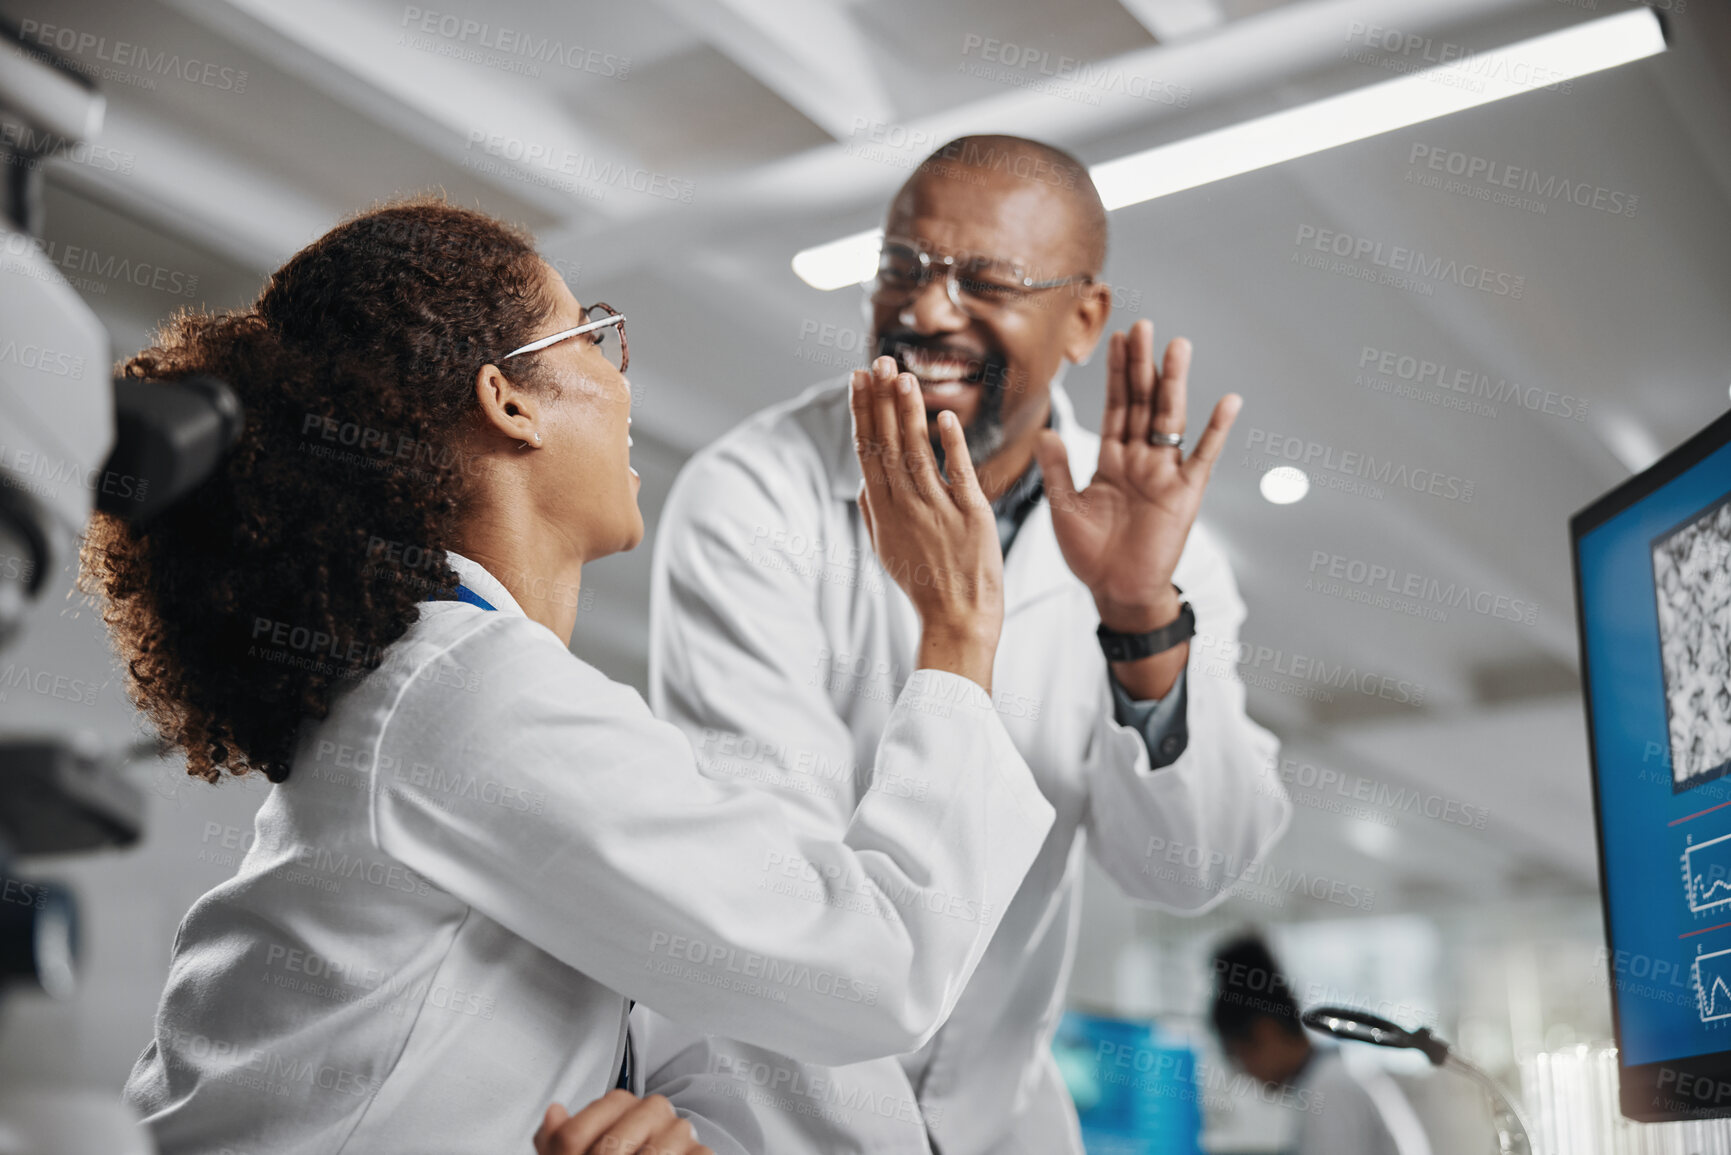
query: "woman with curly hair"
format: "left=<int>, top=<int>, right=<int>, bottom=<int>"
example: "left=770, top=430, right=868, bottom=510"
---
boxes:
left=95, top=197, right=1053, bottom=1155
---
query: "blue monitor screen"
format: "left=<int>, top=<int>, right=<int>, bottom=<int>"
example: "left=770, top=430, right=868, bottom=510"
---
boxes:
left=1578, top=434, right=1731, bottom=1067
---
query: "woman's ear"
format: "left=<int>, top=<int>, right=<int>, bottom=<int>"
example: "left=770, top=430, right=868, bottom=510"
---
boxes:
left=473, top=362, right=542, bottom=446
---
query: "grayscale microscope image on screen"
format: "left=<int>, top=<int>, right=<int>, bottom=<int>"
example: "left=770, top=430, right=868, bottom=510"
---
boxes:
left=1653, top=497, right=1731, bottom=793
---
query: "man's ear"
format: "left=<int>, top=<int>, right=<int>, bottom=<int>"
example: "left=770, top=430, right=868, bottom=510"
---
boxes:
left=1062, top=281, right=1114, bottom=366
left=472, top=362, right=541, bottom=445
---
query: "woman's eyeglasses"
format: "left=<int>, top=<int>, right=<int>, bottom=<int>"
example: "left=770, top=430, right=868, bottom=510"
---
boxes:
left=503, top=302, right=628, bottom=372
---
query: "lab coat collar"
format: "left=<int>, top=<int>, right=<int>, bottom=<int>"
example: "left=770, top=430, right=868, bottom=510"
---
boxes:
left=444, top=551, right=530, bottom=618
left=822, top=379, right=1099, bottom=615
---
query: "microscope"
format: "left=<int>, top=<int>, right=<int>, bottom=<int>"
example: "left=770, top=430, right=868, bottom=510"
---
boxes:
left=0, top=17, right=241, bottom=1152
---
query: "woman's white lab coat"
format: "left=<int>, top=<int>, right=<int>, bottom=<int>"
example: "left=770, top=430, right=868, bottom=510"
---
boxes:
left=122, top=553, right=1055, bottom=1155
left=631, top=381, right=1290, bottom=1155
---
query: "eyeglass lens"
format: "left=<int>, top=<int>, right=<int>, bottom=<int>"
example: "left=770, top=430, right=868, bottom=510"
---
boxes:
left=584, top=303, right=627, bottom=372
left=873, top=243, right=1029, bottom=315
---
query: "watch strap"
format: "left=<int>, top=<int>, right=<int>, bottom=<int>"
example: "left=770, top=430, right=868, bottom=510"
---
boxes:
left=1097, top=601, right=1196, bottom=663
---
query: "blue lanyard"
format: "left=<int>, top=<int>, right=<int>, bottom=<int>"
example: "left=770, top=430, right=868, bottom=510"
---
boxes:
left=440, top=583, right=496, bottom=611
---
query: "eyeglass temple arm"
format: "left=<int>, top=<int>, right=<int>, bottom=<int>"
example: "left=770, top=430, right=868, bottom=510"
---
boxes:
left=503, top=312, right=627, bottom=360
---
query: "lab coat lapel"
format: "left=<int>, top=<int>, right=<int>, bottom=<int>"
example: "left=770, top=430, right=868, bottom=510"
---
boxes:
left=1004, top=383, right=1096, bottom=618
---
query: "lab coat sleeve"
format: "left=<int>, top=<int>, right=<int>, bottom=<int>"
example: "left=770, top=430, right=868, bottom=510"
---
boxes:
left=1081, top=520, right=1291, bottom=908
left=628, top=1009, right=762, bottom=1155
left=369, top=613, right=1055, bottom=1069
left=629, top=1003, right=937, bottom=1154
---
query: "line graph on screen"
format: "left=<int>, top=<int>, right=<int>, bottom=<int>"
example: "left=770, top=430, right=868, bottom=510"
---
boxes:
left=1695, top=947, right=1731, bottom=1024
left=1683, top=833, right=1731, bottom=914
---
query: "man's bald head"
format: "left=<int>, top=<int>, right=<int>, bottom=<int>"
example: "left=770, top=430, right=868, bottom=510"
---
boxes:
left=895, top=134, right=1108, bottom=276
left=872, top=133, right=1116, bottom=473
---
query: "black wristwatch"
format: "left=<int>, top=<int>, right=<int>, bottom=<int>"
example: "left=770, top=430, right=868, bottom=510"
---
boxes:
left=1096, top=601, right=1196, bottom=663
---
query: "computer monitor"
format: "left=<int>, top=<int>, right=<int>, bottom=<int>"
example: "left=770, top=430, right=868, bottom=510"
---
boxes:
left=1573, top=407, right=1731, bottom=1122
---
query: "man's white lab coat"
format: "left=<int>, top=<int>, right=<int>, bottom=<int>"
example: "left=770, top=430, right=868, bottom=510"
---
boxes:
left=122, top=554, right=1054, bottom=1154
left=635, top=381, right=1291, bottom=1155
left=1293, top=1048, right=1433, bottom=1155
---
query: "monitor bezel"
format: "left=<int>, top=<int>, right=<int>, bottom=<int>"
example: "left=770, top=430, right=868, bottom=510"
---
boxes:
left=1570, top=405, right=1731, bottom=1122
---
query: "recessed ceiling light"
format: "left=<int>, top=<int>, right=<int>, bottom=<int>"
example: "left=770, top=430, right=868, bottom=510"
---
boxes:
left=1598, top=409, right=1663, bottom=475
left=1260, top=466, right=1309, bottom=505
left=1345, top=817, right=1400, bottom=861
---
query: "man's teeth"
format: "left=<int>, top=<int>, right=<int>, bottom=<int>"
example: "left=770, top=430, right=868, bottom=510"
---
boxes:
left=899, top=351, right=977, bottom=384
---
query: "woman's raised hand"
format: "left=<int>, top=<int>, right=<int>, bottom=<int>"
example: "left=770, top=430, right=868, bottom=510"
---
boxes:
left=851, top=356, right=1004, bottom=694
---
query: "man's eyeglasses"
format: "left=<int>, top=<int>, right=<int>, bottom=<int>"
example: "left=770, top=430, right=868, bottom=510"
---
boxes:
left=503, top=302, right=628, bottom=372
left=871, top=238, right=1093, bottom=320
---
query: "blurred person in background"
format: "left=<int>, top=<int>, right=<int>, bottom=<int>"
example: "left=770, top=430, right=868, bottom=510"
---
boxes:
left=88, top=197, right=1057, bottom=1155
left=629, top=135, right=1290, bottom=1155
left=1211, top=934, right=1431, bottom=1155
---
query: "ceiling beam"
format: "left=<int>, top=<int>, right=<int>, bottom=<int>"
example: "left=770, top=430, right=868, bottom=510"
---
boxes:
left=49, top=99, right=329, bottom=273
left=162, top=0, right=630, bottom=224
left=652, top=0, right=895, bottom=142
left=548, top=0, right=1541, bottom=282
left=1117, top=0, right=1225, bottom=44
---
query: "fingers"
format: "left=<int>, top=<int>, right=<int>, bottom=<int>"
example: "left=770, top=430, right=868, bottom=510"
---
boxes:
left=536, top=1103, right=571, bottom=1151
left=1152, top=337, right=1190, bottom=444
left=1124, top=320, right=1156, bottom=443
left=893, top=367, right=944, bottom=501
left=1101, top=330, right=1128, bottom=442
left=598, top=1096, right=687, bottom=1155
left=851, top=369, right=889, bottom=509
left=538, top=1092, right=688, bottom=1155
left=1032, top=430, right=1078, bottom=519
left=934, top=409, right=984, bottom=512
left=536, top=1090, right=636, bottom=1154
left=1182, top=393, right=1241, bottom=485
left=871, top=356, right=904, bottom=481
left=648, top=1114, right=710, bottom=1154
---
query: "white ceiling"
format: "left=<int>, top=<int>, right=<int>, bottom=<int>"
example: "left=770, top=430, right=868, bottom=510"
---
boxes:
left=6, top=0, right=1731, bottom=919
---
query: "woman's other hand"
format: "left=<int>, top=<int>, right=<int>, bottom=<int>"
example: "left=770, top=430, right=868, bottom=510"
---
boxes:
left=534, top=1091, right=714, bottom=1155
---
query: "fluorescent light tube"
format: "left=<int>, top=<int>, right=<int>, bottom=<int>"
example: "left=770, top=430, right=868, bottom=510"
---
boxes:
left=790, top=228, right=885, bottom=292
left=792, top=8, right=1665, bottom=288
left=1092, top=7, right=1664, bottom=209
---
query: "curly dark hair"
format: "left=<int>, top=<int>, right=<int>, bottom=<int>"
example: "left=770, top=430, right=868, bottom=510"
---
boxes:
left=82, top=196, right=559, bottom=784
left=1211, top=933, right=1304, bottom=1042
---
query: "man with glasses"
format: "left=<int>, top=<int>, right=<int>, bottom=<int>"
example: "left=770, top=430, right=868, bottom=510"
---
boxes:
left=630, top=135, right=1289, bottom=1155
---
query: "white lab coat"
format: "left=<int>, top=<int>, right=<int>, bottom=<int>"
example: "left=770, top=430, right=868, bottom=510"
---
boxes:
left=635, top=380, right=1291, bottom=1155
left=1292, top=1048, right=1432, bottom=1155
left=122, top=553, right=1055, bottom=1155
